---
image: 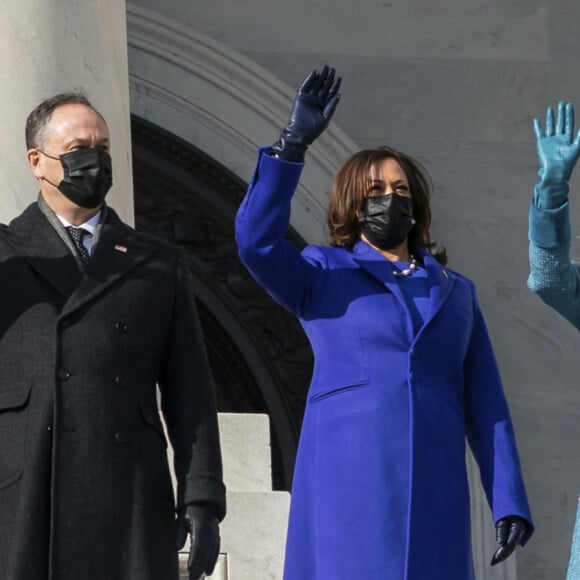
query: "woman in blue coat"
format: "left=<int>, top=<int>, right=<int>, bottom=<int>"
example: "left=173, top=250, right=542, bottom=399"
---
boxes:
left=527, top=100, right=580, bottom=579
left=236, top=66, right=533, bottom=579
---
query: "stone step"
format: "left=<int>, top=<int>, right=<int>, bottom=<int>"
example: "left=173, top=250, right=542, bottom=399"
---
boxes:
left=180, top=490, right=290, bottom=580
left=164, top=411, right=274, bottom=493
left=166, top=412, right=289, bottom=579
left=217, top=412, right=272, bottom=492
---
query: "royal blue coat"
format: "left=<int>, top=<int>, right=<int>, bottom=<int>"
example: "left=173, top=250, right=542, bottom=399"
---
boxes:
left=236, top=150, right=533, bottom=580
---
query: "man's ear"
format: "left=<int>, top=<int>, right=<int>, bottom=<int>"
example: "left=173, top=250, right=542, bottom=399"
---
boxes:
left=27, top=149, right=43, bottom=178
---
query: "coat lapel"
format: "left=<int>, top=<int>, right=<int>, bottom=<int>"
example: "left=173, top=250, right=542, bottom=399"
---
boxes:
left=351, top=241, right=456, bottom=341
left=61, top=210, right=157, bottom=317
left=7, top=203, right=82, bottom=299
left=352, top=241, right=415, bottom=342
left=421, top=250, right=456, bottom=327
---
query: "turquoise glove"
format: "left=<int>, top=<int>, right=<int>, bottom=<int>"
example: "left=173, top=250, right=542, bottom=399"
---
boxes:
left=533, top=101, right=580, bottom=209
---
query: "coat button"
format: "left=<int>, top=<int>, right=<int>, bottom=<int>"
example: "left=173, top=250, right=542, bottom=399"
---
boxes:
left=114, top=432, right=127, bottom=444
left=57, top=369, right=71, bottom=380
left=114, top=375, right=125, bottom=387
left=116, top=321, right=129, bottom=334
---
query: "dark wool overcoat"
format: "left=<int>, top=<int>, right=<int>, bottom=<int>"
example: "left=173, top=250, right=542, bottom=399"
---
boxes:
left=0, top=202, right=225, bottom=580
left=236, top=150, right=533, bottom=580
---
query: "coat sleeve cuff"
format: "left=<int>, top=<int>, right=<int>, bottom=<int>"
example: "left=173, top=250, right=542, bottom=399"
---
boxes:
left=528, top=199, right=571, bottom=249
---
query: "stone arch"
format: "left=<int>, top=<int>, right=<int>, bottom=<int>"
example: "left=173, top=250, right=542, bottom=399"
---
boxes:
left=126, top=3, right=357, bottom=243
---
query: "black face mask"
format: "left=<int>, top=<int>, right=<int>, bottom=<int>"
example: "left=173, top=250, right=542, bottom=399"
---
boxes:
left=358, top=194, right=415, bottom=250
left=41, top=148, right=113, bottom=209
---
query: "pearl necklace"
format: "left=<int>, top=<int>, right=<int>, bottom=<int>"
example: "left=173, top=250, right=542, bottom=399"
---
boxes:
left=393, top=254, right=417, bottom=277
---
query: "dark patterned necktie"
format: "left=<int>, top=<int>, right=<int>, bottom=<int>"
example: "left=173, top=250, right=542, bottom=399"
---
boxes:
left=66, top=226, right=91, bottom=264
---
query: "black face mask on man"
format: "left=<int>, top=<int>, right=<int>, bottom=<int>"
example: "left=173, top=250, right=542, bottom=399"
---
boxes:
left=358, top=193, right=415, bottom=250
left=40, top=148, right=113, bottom=209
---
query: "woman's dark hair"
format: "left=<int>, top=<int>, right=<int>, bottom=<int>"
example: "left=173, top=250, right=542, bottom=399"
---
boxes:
left=327, top=145, right=447, bottom=265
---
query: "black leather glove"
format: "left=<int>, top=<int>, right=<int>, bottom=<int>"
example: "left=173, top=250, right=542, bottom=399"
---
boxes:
left=490, top=515, right=528, bottom=566
left=272, top=65, right=342, bottom=162
left=175, top=505, right=220, bottom=579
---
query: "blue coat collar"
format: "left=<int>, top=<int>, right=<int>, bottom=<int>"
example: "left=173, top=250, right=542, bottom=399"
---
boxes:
left=351, top=240, right=456, bottom=338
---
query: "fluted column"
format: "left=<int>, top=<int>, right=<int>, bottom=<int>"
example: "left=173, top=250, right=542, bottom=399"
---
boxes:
left=0, top=0, right=133, bottom=224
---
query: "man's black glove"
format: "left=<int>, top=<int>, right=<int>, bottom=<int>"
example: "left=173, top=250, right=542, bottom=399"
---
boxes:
left=490, top=515, right=528, bottom=566
left=272, top=65, right=342, bottom=162
left=175, top=505, right=220, bottom=579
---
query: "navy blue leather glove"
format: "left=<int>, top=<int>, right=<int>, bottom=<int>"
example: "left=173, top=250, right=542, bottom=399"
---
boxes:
left=272, top=65, right=342, bottom=162
left=533, top=101, right=580, bottom=209
left=490, top=515, right=529, bottom=566
left=175, top=505, right=220, bottom=579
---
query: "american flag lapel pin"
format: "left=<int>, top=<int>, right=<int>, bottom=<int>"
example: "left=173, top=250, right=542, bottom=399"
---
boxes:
left=115, top=244, right=128, bottom=254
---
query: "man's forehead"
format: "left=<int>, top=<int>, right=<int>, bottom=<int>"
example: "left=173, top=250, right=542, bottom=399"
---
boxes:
left=50, top=102, right=101, bottom=120
left=45, top=104, right=109, bottom=141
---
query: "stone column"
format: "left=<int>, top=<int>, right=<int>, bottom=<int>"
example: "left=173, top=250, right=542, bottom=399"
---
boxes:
left=0, top=0, right=133, bottom=224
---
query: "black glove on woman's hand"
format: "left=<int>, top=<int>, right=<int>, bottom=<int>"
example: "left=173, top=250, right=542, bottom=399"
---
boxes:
left=272, top=65, right=342, bottom=162
left=490, top=515, right=528, bottom=566
left=175, top=505, right=220, bottom=579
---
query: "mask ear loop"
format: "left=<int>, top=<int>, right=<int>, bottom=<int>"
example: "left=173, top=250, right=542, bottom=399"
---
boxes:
left=37, top=150, right=61, bottom=161
left=36, top=150, right=64, bottom=191
left=41, top=176, right=63, bottom=190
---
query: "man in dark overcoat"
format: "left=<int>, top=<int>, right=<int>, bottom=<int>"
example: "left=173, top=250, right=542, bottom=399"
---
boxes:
left=0, top=92, right=226, bottom=580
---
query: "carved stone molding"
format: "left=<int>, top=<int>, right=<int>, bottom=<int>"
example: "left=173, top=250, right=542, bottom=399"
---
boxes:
left=126, top=2, right=358, bottom=245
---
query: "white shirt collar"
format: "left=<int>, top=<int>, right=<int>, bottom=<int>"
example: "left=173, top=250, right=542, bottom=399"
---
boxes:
left=56, top=211, right=101, bottom=236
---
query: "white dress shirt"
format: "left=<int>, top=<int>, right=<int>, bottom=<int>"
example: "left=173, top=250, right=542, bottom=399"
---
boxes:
left=56, top=211, right=101, bottom=255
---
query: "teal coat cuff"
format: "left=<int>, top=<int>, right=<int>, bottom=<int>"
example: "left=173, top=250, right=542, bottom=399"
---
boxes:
left=528, top=200, right=571, bottom=249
